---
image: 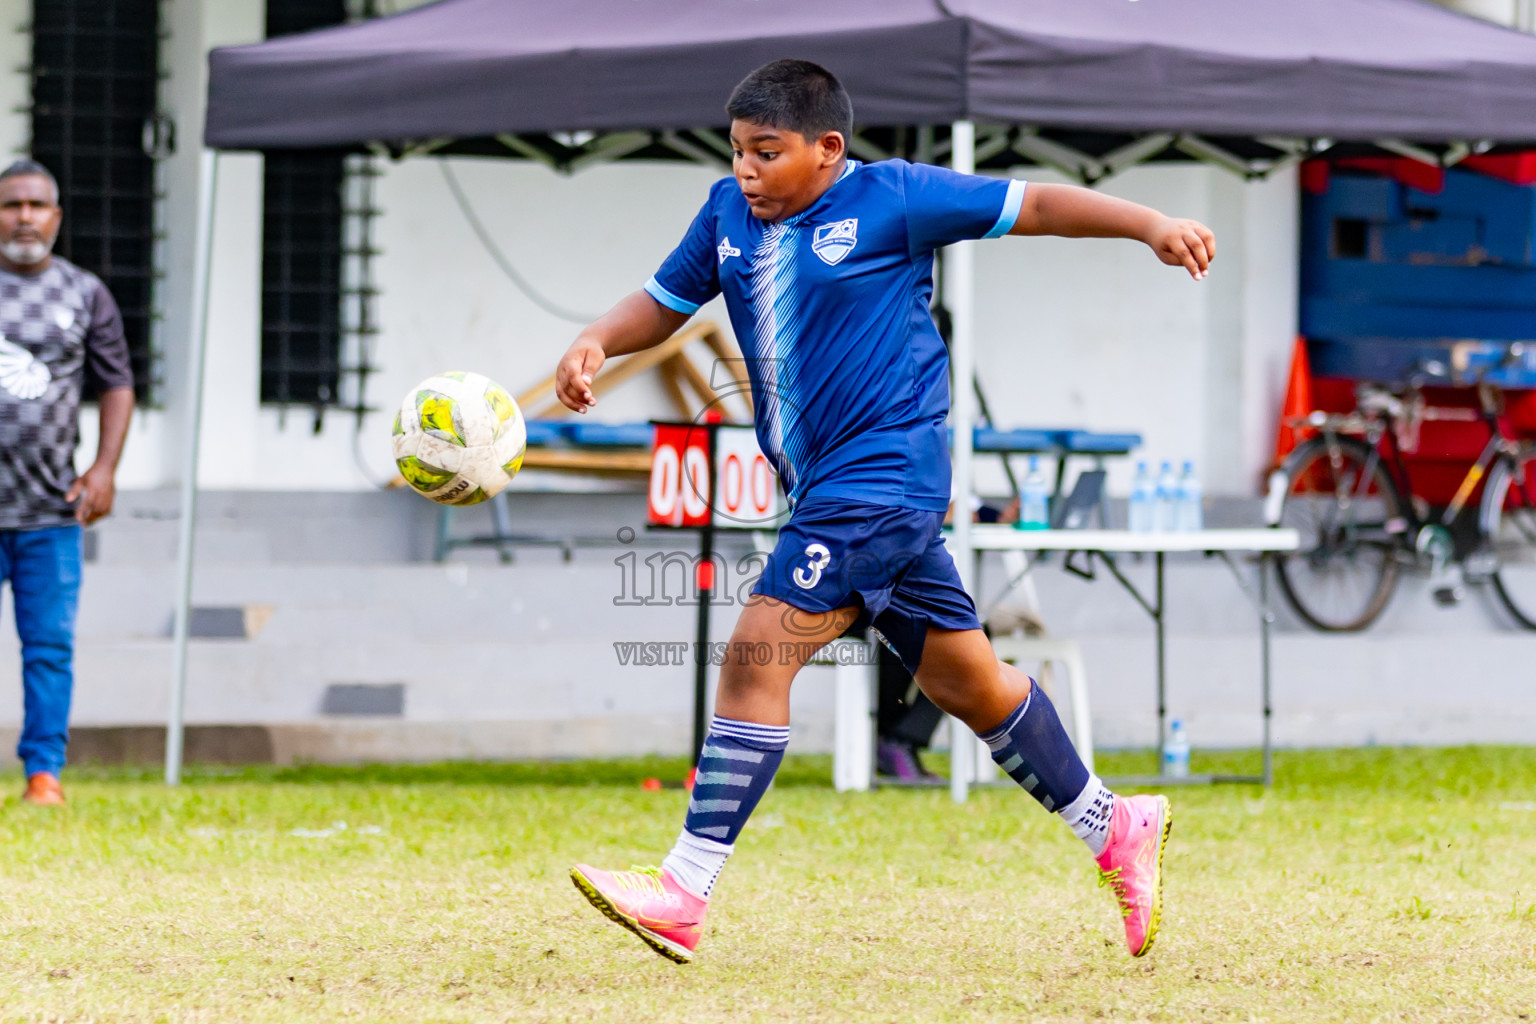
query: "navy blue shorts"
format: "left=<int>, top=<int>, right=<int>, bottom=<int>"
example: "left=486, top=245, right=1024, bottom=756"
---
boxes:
left=751, top=495, right=982, bottom=673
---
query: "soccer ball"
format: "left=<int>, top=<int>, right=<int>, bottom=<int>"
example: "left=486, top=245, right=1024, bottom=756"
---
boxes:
left=391, top=371, right=527, bottom=505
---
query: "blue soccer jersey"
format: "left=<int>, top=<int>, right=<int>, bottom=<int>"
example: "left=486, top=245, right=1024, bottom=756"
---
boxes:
left=645, top=160, right=1025, bottom=512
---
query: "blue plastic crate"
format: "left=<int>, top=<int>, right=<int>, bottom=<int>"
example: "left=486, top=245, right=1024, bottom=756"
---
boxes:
left=1301, top=168, right=1536, bottom=372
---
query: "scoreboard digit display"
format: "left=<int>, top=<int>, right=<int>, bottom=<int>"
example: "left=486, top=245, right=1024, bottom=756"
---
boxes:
left=647, top=422, right=783, bottom=529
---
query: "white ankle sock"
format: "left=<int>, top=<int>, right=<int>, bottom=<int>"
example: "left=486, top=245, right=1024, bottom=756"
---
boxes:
left=1058, top=775, right=1115, bottom=857
left=661, top=830, right=734, bottom=898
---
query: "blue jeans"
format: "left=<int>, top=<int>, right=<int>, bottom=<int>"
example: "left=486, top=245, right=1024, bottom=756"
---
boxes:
left=0, top=525, right=82, bottom=777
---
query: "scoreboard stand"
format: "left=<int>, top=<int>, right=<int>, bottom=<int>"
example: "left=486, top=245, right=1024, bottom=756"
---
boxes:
left=646, top=417, right=785, bottom=772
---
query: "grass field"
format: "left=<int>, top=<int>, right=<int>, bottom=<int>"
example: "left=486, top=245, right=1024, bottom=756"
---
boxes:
left=0, top=748, right=1533, bottom=1023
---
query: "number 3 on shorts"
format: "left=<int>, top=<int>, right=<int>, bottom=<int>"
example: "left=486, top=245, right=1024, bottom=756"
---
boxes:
left=793, top=543, right=832, bottom=590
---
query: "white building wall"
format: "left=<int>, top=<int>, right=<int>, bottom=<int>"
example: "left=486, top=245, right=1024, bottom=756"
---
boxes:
left=1, top=0, right=1532, bottom=760
left=0, top=1, right=28, bottom=157
left=968, top=164, right=1296, bottom=498
left=291, top=155, right=731, bottom=490
left=21, top=0, right=1536, bottom=503
left=141, top=151, right=1299, bottom=498
left=61, top=0, right=267, bottom=489
left=1432, top=0, right=1519, bottom=25
left=32, top=0, right=1300, bottom=501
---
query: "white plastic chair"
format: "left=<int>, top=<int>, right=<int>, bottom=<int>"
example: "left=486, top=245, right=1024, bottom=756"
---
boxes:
left=989, top=634, right=1094, bottom=775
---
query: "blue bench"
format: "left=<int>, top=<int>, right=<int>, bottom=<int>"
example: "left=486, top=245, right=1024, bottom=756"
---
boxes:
left=565, top=422, right=655, bottom=447
left=527, top=421, right=1141, bottom=457
left=962, top=427, right=1141, bottom=456
left=442, top=422, right=1142, bottom=560
left=949, top=427, right=1142, bottom=525
left=973, top=427, right=1058, bottom=453
left=523, top=421, right=656, bottom=447
left=522, top=420, right=1140, bottom=513
left=523, top=421, right=572, bottom=446
left=1058, top=430, right=1141, bottom=455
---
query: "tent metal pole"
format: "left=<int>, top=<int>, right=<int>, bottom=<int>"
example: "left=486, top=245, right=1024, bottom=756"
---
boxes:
left=166, top=148, right=220, bottom=786
left=947, top=120, right=977, bottom=804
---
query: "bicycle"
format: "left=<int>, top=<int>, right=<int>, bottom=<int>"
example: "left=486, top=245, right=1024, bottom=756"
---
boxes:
left=1266, top=346, right=1536, bottom=632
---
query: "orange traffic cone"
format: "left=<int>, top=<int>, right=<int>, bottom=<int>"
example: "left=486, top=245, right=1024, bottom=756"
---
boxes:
left=1274, top=337, right=1314, bottom=464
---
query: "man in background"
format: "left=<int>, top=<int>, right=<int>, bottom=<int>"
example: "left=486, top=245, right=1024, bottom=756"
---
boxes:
left=0, top=159, right=133, bottom=805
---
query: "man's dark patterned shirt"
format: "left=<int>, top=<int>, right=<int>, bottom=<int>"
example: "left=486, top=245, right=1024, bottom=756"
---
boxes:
left=0, top=257, right=132, bottom=530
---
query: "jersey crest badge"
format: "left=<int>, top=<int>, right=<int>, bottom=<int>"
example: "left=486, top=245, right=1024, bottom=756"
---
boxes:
left=717, top=236, right=741, bottom=265
left=811, top=218, right=858, bottom=266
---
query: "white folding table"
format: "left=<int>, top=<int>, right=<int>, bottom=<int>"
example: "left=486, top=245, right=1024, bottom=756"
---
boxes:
left=942, top=527, right=1300, bottom=800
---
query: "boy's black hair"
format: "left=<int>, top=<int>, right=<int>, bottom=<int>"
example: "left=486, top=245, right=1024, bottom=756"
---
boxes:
left=0, top=159, right=58, bottom=203
left=725, top=59, right=853, bottom=143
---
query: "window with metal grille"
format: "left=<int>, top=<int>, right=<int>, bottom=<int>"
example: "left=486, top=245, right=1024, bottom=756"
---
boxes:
left=260, top=0, right=349, bottom=408
left=261, top=150, right=346, bottom=406
left=29, top=0, right=161, bottom=403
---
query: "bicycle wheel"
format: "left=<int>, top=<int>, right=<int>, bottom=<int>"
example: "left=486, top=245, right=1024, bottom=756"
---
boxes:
left=1274, top=434, right=1404, bottom=631
left=1480, top=455, right=1536, bottom=629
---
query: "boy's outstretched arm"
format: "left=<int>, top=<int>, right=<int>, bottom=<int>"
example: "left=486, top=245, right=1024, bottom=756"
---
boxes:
left=1008, top=182, right=1216, bottom=280
left=556, top=291, right=691, bottom=412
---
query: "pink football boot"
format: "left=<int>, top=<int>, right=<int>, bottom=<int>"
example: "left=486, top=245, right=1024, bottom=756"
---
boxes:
left=1095, top=794, right=1173, bottom=956
left=570, top=864, right=708, bottom=963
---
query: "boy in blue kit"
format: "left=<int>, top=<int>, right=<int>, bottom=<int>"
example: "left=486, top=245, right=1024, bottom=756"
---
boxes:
left=562, top=60, right=1215, bottom=963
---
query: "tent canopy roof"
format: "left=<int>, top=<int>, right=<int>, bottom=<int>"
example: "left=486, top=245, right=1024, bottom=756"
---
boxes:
left=206, top=0, right=1536, bottom=152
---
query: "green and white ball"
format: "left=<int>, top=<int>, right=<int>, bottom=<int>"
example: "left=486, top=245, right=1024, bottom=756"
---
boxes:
left=392, top=371, right=527, bottom=505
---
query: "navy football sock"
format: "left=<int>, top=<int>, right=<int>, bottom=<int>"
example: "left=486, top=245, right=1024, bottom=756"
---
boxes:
left=683, top=716, right=789, bottom=842
left=662, top=716, right=788, bottom=897
left=978, top=683, right=1090, bottom=813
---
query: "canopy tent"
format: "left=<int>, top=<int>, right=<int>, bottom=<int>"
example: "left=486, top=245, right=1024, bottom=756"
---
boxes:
left=174, top=0, right=1536, bottom=795
left=209, top=0, right=1536, bottom=148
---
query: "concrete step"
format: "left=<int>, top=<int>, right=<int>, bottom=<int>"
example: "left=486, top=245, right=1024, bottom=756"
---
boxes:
left=0, top=488, right=1520, bottom=762
left=0, top=623, right=1525, bottom=762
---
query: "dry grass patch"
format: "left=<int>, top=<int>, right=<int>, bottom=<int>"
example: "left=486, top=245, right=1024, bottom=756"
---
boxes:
left=0, top=749, right=1532, bottom=1022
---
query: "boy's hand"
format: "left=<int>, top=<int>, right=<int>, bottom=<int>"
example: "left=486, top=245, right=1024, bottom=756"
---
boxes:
left=1146, top=217, right=1216, bottom=280
left=553, top=290, right=691, bottom=412
left=556, top=338, right=606, bottom=413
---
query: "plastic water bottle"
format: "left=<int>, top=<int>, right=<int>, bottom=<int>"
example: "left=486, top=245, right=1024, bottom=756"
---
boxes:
left=1176, top=460, right=1203, bottom=532
left=1154, top=460, right=1179, bottom=532
left=1263, top=468, right=1288, bottom=526
left=1128, top=461, right=1155, bottom=533
left=1162, top=719, right=1190, bottom=778
left=1017, top=456, right=1050, bottom=530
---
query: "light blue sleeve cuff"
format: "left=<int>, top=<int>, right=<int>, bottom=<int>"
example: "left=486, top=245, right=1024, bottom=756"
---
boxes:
left=645, top=276, right=702, bottom=315
left=982, top=180, right=1028, bottom=239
